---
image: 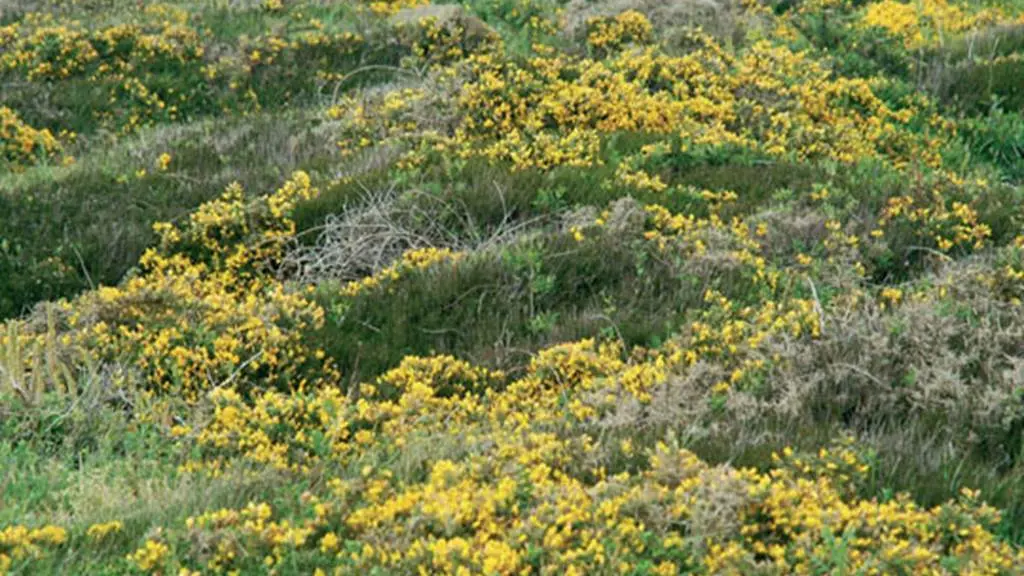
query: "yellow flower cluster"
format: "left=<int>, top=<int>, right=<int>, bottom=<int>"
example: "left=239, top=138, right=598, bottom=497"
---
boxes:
left=0, top=525, right=66, bottom=575
left=643, top=203, right=778, bottom=284
left=879, top=286, right=904, bottom=309
left=127, top=539, right=170, bottom=572
left=85, top=521, right=123, bottom=542
left=11, top=172, right=336, bottom=402
left=184, top=500, right=319, bottom=572
left=861, top=0, right=1008, bottom=49
left=184, top=354, right=502, bottom=475
left=234, top=29, right=364, bottom=70
left=611, top=142, right=672, bottom=192
left=329, top=87, right=429, bottom=157
left=337, top=29, right=949, bottom=172
left=0, top=9, right=199, bottom=132
left=342, top=247, right=464, bottom=297
left=163, top=341, right=1024, bottom=574
left=990, top=241, right=1024, bottom=305
left=364, top=0, right=430, bottom=17
left=155, top=152, right=172, bottom=171
left=880, top=184, right=992, bottom=253
left=0, top=106, right=61, bottom=169
left=182, top=385, right=348, bottom=475
left=586, top=10, right=654, bottom=52
left=400, top=15, right=487, bottom=65
left=0, top=16, right=98, bottom=81
left=373, top=353, right=505, bottom=398
left=1, top=4, right=370, bottom=136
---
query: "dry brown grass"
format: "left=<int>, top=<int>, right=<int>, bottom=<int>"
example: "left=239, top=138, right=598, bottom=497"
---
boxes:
left=592, top=250, right=1024, bottom=471
left=283, top=183, right=541, bottom=284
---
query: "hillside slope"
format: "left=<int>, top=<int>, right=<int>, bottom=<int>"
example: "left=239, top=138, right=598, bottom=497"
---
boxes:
left=2, top=0, right=1024, bottom=573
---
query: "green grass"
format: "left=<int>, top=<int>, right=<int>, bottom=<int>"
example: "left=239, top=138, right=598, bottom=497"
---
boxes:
left=0, top=398, right=293, bottom=573
left=939, top=57, right=1024, bottom=113
left=307, top=219, right=776, bottom=383
left=0, top=110, right=350, bottom=319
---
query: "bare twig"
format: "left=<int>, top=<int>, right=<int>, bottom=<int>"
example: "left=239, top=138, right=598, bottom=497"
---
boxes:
left=283, top=179, right=542, bottom=285
left=210, top=349, right=265, bottom=392
left=906, top=245, right=954, bottom=262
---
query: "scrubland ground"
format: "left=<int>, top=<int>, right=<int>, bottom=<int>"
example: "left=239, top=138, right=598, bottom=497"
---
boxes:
left=2, top=0, right=1024, bottom=573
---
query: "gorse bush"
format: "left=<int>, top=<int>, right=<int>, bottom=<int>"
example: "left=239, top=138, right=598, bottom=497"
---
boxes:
left=0, top=4, right=406, bottom=140
left=0, top=106, right=63, bottom=170
left=1, top=0, right=1024, bottom=573
left=0, top=109, right=349, bottom=320
left=26, top=172, right=339, bottom=403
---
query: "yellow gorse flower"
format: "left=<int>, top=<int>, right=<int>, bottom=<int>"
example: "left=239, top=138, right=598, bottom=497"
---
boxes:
left=127, top=539, right=169, bottom=572
left=861, top=0, right=1006, bottom=49
left=0, top=106, right=62, bottom=169
left=85, top=521, right=123, bottom=541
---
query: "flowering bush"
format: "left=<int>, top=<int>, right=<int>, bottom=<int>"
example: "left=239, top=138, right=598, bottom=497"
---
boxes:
left=111, top=347, right=1024, bottom=573
left=860, top=0, right=1006, bottom=49
left=0, top=106, right=61, bottom=169
left=10, top=172, right=337, bottom=402
left=0, top=3, right=385, bottom=138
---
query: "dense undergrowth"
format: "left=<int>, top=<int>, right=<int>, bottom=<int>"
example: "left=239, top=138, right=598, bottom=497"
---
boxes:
left=2, top=0, right=1024, bottom=573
